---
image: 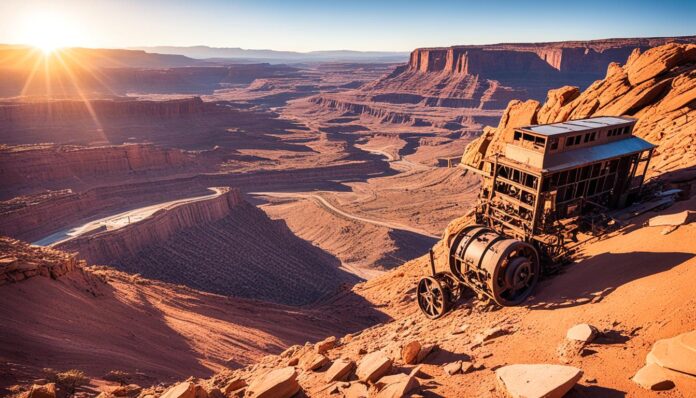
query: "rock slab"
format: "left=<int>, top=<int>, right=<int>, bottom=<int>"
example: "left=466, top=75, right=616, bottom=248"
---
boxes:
left=325, top=358, right=355, bottom=382
left=356, top=351, right=393, bottom=383
left=247, top=367, right=300, bottom=398
left=161, top=382, right=195, bottom=398
left=632, top=363, right=675, bottom=391
left=496, top=364, right=583, bottom=398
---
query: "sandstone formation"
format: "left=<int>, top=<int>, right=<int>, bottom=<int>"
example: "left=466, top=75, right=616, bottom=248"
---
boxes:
left=371, top=36, right=696, bottom=110
left=0, top=236, right=82, bottom=285
left=645, top=330, right=696, bottom=377
left=462, top=43, right=696, bottom=180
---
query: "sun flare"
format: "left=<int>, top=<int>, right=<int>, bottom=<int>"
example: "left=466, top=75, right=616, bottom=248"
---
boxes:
left=20, top=10, right=78, bottom=55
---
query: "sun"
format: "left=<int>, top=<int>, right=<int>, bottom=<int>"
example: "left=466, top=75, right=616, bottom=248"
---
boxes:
left=20, top=10, right=78, bottom=55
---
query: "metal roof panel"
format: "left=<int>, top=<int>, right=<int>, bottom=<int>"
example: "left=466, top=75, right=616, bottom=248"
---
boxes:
left=521, top=116, right=635, bottom=136
left=543, top=136, right=654, bottom=172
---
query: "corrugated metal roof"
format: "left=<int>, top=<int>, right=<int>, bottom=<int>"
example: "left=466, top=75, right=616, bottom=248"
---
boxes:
left=521, top=116, right=635, bottom=136
left=544, top=136, right=654, bottom=172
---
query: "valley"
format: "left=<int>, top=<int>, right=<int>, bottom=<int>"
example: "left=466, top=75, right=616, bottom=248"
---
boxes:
left=1, top=33, right=696, bottom=398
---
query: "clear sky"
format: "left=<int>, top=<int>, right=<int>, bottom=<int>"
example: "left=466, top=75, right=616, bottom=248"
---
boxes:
left=1, top=0, right=695, bottom=52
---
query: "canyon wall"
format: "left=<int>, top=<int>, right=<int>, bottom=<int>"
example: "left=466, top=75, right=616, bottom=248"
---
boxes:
left=356, top=36, right=696, bottom=114
left=407, top=37, right=696, bottom=76
left=462, top=43, right=696, bottom=181
left=54, top=187, right=357, bottom=305
left=0, top=159, right=388, bottom=242
left=0, top=143, right=199, bottom=197
left=56, top=187, right=241, bottom=264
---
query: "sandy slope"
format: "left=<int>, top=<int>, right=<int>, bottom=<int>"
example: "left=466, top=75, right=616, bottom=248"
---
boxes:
left=208, top=195, right=696, bottom=397
left=0, top=266, right=382, bottom=387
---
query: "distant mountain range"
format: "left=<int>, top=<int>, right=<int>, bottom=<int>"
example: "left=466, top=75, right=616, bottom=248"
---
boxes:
left=131, top=46, right=409, bottom=63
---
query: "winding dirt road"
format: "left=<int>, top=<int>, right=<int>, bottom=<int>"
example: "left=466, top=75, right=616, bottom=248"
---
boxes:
left=251, top=191, right=440, bottom=239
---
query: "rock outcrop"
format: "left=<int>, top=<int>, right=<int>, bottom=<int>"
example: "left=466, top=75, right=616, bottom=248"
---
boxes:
left=0, top=236, right=83, bottom=285
left=462, top=43, right=696, bottom=180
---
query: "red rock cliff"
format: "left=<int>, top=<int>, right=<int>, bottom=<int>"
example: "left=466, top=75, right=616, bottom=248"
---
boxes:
left=56, top=187, right=242, bottom=264
left=461, top=43, right=696, bottom=180
left=407, top=37, right=696, bottom=76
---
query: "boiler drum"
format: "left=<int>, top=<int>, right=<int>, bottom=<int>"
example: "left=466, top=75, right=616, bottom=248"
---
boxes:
left=449, top=225, right=539, bottom=306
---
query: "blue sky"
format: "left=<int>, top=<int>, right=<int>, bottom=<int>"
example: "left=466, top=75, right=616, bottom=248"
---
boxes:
left=1, top=0, right=695, bottom=51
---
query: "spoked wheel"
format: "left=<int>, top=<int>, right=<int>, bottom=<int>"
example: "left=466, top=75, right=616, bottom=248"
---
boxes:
left=417, top=276, right=451, bottom=319
left=491, top=244, right=540, bottom=306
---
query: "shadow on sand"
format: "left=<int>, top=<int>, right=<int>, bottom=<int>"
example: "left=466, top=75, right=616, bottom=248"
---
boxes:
left=529, top=251, right=694, bottom=310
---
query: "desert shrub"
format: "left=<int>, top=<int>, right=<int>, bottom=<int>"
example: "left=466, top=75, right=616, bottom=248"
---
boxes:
left=102, top=370, right=132, bottom=385
left=53, top=369, right=89, bottom=393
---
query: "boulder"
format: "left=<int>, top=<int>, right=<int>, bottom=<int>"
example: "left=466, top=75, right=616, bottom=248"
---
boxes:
left=160, top=382, right=196, bottom=398
left=324, top=358, right=355, bottom=382
left=298, top=351, right=329, bottom=371
left=315, top=335, right=337, bottom=354
left=416, top=343, right=436, bottom=363
left=646, top=330, right=696, bottom=376
left=356, top=351, right=393, bottom=383
left=247, top=367, right=300, bottom=398
left=342, top=382, right=369, bottom=398
left=632, top=363, right=675, bottom=391
left=28, top=383, right=57, bottom=398
left=566, top=324, right=598, bottom=343
left=222, top=378, right=246, bottom=395
left=496, top=364, right=583, bottom=398
left=401, top=341, right=421, bottom=364
left=443, top=361, right=462, bottom=375
left=648, top=211, right=693, bottom=227
left=374, top=373, right=419, bottom=398
left=193, top=384, right=209, bottom=398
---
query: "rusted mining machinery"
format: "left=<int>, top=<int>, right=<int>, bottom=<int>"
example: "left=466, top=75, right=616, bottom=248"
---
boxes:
left=418, top=117, right=655, bottom=318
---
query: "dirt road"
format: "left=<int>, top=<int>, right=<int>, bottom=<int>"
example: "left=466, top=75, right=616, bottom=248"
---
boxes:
left=251, top=191, right=440, bottom=239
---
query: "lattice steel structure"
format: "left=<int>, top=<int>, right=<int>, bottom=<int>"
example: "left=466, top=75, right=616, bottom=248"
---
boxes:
left=417, top=117, right=655, bottom=318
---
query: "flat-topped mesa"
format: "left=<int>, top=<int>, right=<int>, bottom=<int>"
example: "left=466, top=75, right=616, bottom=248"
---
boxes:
left=407, top=36, right=696, bottom=76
